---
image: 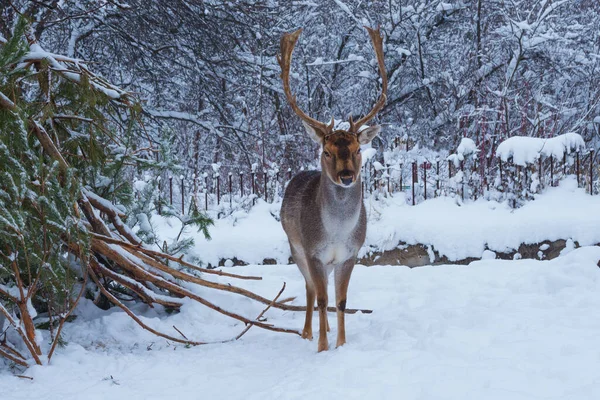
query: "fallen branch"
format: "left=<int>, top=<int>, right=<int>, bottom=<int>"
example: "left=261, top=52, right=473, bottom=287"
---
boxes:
left=0, top=301, right=42, bottom=366
left=121, top=243, right=372, bottom=314
left=0, top=347, right=28, bottom=367
left=90, top=232, right=262, bottom=280
left=88, top=262, right=207, bottom=346
left=172, top=325, right=189, bottom=340
left=84, top=189, right=140, bottom=244
left=90, top=238, right=301, bottom=336
left=92, top=259, right=183, bottom=308
left=0, top=91, right=16, bottom=111
left=236, top=282, right=287, bottom=341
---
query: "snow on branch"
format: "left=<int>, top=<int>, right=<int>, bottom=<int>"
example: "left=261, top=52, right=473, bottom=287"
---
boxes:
left=146, top=109, right=220, bottom=136
left=306, top=55, right=364, bottom=67
left=447, top=137, right=478, bottom=167
left=496, top=132, right=585, bottom=166
left=0, top=91, right=17, bottom=111
left=17, top=43, right=129, bottom=102
left=333, top=0, right=361, bottom=24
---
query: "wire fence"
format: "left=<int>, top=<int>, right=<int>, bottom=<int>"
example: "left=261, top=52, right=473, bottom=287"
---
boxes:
left=154, top=143, right=598, bottom=218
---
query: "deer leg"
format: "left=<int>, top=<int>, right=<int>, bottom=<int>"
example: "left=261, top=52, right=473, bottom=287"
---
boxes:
left=291, top=245, right=314, bottom=340
left=302, top=283, right=315, bottom=340
left=309, top=263, right=329, bottom=352
left=316, top=288, right=329, bottom=352
left=335, top=260, right=355, bottom=348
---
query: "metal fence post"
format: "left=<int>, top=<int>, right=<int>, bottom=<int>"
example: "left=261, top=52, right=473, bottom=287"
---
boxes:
left=423, top=162, right=427, bottom=200
left=412, top=161, right=416, bottom=206
left=436, top=160, right=440, bottom=196
left=263, top=172, right=268, bottom=202
left=576, top=151, right=580, bottom=186
left=169, top=176, right=173, bottom=205
left=229, top=172, right=233, bottom=208
left=204, top=174, right=208, bottom=211
left=550, top=156, right=554, bottom=187
left=590, top=150, right=595, bottom=195
left=240, top=172, right=244, bottom=197
left=216, top=175, right=220, bottom=205
left=181, top=175, right=184, bottom=214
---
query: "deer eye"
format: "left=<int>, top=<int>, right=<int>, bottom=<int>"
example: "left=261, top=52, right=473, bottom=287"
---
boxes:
left=323, top=150, right=331, bottom=158
left=356, top=148, right=361, bottom=154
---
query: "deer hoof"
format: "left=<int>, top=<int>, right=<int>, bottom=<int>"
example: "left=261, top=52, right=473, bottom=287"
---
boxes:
left=336, top=338, right=346, bottom=348
left=301, top=329, right=313, bottom=340
left=317, top=340, right=329, bottom=352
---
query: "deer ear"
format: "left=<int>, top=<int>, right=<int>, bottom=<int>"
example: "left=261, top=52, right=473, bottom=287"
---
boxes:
left=357, top=125, right=381, bottom=145
left=302, top=121, right=325, bottom=143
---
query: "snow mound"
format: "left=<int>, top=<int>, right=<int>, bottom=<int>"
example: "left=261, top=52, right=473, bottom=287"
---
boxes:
left=496, top=132, right=585, bottom=166
left=447, top=137, right=478, bottom=166
left=150, top=177, right=600, bottom=266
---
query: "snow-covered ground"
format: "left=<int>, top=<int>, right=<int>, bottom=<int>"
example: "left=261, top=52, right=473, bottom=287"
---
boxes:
left=156, top=176, right=600, bottom=266
left=2, top=246, right=600, bottom=399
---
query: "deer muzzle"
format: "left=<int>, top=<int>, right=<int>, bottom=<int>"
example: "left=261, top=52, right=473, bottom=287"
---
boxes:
left=338, top=170, right=355, bottom=186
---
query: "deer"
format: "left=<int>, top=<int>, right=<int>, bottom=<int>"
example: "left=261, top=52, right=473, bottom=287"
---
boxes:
left=278, top=27, right=387, bottom=352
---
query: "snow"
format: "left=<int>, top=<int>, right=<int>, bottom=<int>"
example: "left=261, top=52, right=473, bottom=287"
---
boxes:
left=513, top=20, right=533, bottom=32
left=481, top=249, right=496, bottom=260
left=83, top=189, right=117, bottom=213
left=365, top=177, right=600, bottom=261
left=456, top=137, right=478, bottom=156
left=18, top=44, right=127, bottom=100
left=2, top=247, right=600, bottom=399
left=151, top=177, right=599, bottom=266
left=153, top=200, right=289, bottom=265
left=361, top=147, right=377, bottom=165
left=146, top=109, right=215, bottom=132
left=0, top=284, right=22, bottom=299
left=496, top=132, right=585, bottom=166
left=333, top=0, right=360, bottom=24
left=447, top=137, right=478, bottom=166
left=395, top=47, right=412, bottom=57
left=306, top=57, right=362, bottom=66
left=436, top=2, right=454, bottom=12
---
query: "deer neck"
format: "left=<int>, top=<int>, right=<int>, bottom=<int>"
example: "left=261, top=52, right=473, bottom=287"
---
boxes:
left=317, top=172, right=362, bottom=223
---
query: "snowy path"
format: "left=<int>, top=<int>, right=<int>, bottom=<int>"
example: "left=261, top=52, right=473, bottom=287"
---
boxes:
left=2, top=247, right=600, bottom=399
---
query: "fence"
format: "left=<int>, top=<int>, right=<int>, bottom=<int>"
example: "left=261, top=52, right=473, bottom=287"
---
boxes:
left=153, top=144, right=598, bottom=218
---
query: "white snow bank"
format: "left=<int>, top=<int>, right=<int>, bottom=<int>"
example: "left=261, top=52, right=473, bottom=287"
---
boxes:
left=154, top=176, right=600, bottom=265
left=365, top=176, right=600, bottom=261
left=496, top=132, right=585, bottom=166
left=154, top=200, right=291, bottom=265
left=3, top=247, right=600, bottom=399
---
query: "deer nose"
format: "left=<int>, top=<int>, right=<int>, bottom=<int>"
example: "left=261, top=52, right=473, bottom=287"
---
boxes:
left=339, top=171, right=354, bottom=186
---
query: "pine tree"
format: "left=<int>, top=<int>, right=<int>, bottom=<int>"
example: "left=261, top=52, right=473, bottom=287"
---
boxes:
left=1, top=18, right=216, bottom=368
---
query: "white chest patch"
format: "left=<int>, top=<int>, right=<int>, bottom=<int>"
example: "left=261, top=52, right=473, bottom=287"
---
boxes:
left=319, top=242, right=351, bottom=266
left=317, top=207, right=360, bottom=267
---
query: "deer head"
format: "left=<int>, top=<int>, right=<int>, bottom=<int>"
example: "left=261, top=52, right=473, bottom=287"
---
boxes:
left=278, top=27, right=387, bottom=187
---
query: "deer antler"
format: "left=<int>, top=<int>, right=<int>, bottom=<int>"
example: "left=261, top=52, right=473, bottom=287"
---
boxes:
left=278, top=29, right=334, bottom=135
left=348, top=26, right=388, bottom=134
